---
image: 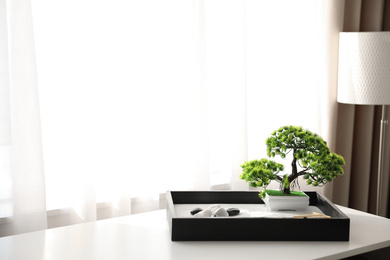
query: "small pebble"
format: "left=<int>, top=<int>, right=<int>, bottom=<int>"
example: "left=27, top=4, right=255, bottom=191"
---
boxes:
left=190, top=207, right=203, bottom=215
left=227, top=208, right=240, bottom=216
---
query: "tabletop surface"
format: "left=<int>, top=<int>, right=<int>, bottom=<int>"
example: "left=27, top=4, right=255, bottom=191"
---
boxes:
left=1, top=206, right=390, bottom=260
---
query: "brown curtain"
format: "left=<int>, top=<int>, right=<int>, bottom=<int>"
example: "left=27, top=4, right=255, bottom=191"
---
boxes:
left=326, top=0, right=390, bottom=217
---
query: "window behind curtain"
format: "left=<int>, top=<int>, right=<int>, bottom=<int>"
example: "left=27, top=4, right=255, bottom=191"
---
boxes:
left=32, top=0, right=203, bottom=210
left=31, top=0, right=322, bottom=211
left=246, top=0, right=321, bottom=162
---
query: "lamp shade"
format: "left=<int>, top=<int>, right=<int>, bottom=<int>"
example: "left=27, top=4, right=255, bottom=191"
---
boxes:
left=337, top=32, right=390, bottom=105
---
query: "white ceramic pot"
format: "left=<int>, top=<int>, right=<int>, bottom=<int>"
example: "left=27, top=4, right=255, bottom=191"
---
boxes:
left=264, top=192, right=309, bottom=211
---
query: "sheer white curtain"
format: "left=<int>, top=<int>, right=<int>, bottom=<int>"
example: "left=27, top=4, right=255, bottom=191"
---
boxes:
left=0, top=0, right=47, bottom=237
left=1, top=0, right=328, bottom=235
left=0, top=0, right=11, bottom=223
left=0, top=0, right=10, bottom=145
left=32, top=0, right=212, bottom=225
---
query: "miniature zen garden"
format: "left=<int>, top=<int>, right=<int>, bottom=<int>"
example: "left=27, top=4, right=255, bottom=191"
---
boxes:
left=175, top=126, right=345, bottom=219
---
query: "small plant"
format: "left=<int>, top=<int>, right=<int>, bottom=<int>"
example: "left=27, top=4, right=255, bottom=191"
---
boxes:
left=240, top=126, right=345, bottom=198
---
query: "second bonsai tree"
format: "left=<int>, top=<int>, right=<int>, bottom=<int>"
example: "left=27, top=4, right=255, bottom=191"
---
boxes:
left=240, top=126, right=345, bottom=198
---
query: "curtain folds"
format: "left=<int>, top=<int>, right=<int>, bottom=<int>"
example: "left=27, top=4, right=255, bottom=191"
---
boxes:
left=326, top=0, right=390, bottom=217
left=0, top=0, right=11, bottom=146
left=0, top=0, right=47, bottom=237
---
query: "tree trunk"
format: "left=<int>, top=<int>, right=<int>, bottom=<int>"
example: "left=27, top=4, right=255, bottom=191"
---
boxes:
left=287, top=149, right=299, bottom=190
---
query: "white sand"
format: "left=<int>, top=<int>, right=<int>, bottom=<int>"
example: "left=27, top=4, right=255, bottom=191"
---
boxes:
left=174, top=204, right=325, bottom=218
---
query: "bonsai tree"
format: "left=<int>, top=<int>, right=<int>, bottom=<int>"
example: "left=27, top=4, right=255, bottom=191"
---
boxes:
left=240, top=126, right=345, bottom=198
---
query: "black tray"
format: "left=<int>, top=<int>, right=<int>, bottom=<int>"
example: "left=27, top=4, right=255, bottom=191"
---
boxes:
left=166, top=191, right=350, bottom=241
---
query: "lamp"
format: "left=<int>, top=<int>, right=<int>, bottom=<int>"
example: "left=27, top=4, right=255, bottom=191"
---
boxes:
left=337, top=32, right=390, bottom=216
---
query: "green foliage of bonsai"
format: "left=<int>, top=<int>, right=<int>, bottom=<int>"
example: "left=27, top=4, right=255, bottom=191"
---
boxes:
left=240, top=126, right=345, bottom=198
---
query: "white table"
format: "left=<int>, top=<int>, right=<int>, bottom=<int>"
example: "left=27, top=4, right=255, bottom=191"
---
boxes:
left=1, top=206, right=390, bottom=260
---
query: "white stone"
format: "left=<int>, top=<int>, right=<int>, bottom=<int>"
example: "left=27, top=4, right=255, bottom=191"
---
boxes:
left=214, top=207, right=229, bottom=217
left=194, top=209, right=212, bottom=218
left=207, top=204, right=221, bottom=212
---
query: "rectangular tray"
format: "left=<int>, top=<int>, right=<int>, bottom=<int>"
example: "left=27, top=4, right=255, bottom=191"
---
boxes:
left=166, top=191, right=350, bottom=241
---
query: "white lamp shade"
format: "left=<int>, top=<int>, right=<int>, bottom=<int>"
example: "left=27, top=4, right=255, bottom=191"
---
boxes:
left=337, top=32, right=390, bottom=105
